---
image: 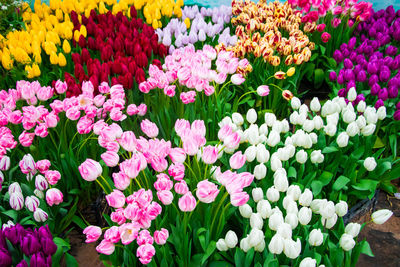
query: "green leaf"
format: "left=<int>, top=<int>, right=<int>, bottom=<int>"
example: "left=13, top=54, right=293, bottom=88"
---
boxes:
left=311, top=180, right=323, bottom=196
left=351, top=179, right=379, bottom=191
left=319, top=171, right=334, bottom=186
left=65, top=253, right=79, bottom=267
left=72, top=215, right=87, bottom=229
left=374, top=161, right=392, bottom=177
left=2, top=210, right=18, bottom=220
left=235, top=248, right=244, bottom=266
left=245, top=248, right=255, bottom=266
left=373, top=137, right=385, bottom=148
left=360, top=240, right=374, bottom=257
left=53, top=237, right=71, bottom=248
left=201, top=241, right=216, bottom=265
left=322, top=146, right=339, bottom=154
left=288, top=167, right=297, bottom=178
left=332, top=176, right=350, bottom=191
left=351, top=147, right=364, bottom=160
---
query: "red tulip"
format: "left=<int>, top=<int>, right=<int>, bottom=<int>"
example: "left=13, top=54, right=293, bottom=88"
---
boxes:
left=70, top=11, right=79, bottom=26
left=78, top=35, right=87, bottom=48
left=81, top=48, right=91, bottom=63
left=135, top=52, right=148, bottom=68
left=71, top=53, right=81, bottom=65
left=152, top=59, right=162, bottom=70
left=135, top=68, right=145, bottom=84
left=130, top=6, right=137, bottom=18
left=81, top=14, right=88, bottom=25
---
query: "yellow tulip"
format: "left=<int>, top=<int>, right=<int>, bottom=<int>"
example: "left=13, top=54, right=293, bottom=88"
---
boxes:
left=32, top=64, right=41, bottom=77
left=184, top=17, right=190, bottom=29
left=58, top=53, right=67, bottom=67
left=80, top=25, right=87, bottom=38
left=49, top=52, right=59, bottom=65
left=1, top=50, right=13, bottom=70
left=74, top=30, right=81, bottom=42
left=62, top=40, right=71, bottom=54
left=286, top=67, right=295, bottom=77
left=25, top=65, right=34, bottom=78
left=152, top=19, right=159, bottom=29
left=33, top=52, right=42, bottom=64
left=174, top=5, right=182, bottom=18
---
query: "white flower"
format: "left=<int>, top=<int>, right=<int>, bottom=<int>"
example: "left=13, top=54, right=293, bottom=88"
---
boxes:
left=246, top=124, right=259, bottom=145
left=313, top=116, right=324, bottom=130
left=310, top=150, right=324, bottom=164
left=265, top=113, right=276, bottom=127
left=298, top=207, right=312, bottom=225
left=283, top=238, right=301, bottom=259
left=299, top=104, right=309, bottom=115
left=268, top=234, right=284, bottom=254
left=281, top=119, right=290, bottom=133
left=267, top=186, right=280, bottom=202
left=363, top=157, right=377, bottom=171
left=257, top=199, right=272, bottom=219
left=296, top=150, right=308, bottom=164
left=216, top=238, right=229, bottom=251
left=282, top=195, right=294, bottom=210
left=225, top=230, right=238, bottom=248
left=267, top=131, right=280, bottom=147
left=250, top=213, right=264, bottom=229
left=308, top=229, right=323, bottom=246
left=290, top=111, right=299, bottom=125
left=361, top=124, right=376, bottom=136
left=310, top=199, right=326, bottom=214
left=252, top=188, right=264, bottom=203
left=287, top=185, right=301, bottom=201
left=371, top=209, right=393, bottom=224
left=259, top=124, right=269, bottom=135
left=357, top=101, right=366, bottom=113
left=321, top=100, right=335, bottom=117
left=299, top=189, right=313, bottom=206
left=356, top=115, right=366, bottom=129
left=254, top=239, right=266, bottom=252
left=326, top=113, right=339, bottom=125
left=321, top=213, right=337, bottom=229
left=240, top=237, right=251, bottom=252
left=285, top=213, right=299, bottom=229
left=270, top=157, right=282, bottom=172
left=256, top=144, right=270, bottom=163
left=246, top=108, right=257, bottom=124
left=303, top=120, right=314, bottom=133
left=34, top=189, right=44, bottom=199
left=345, top=223, right=361, bottom=237
left=335, top=201, right=348, bottom=217
left=277, top=223, right=292, bottom=239
left=347, top=87, right=357, bottom=102
left=299, top=257, right=317, bottom=267
left=245, top=145, right=256, bottom=162
left=343, top=109, right=356, bottom=123
left=297, top=113, right=307, bottom=126
left=232, top=113, right=244, bottom=126
left=291, top=97, right=301, bottom=109
left=33, top=208, right=48, bottom=222
left=310, top=97, right=321, bottom=112
left=254, top=163, right=267, bottom=180
left=339, top=234, right=355, bottom=251
left=364, top=107, right=378, bottom=124
left=239, top=204, right=253, bottom=218
left=272, top=121, right=282, bottom=133
left=269, top=212, right=284, bottom=231
left=336, top=132, right=349, bottom=147
left=377, top=106, right=386, bottom=120
left=324, top=124, right=337, bottom=136
left=248, top=228, right=264, bottom=247
left=320, top=201, right=336, bottom=219
left=274, top=171, right=288, bottom=192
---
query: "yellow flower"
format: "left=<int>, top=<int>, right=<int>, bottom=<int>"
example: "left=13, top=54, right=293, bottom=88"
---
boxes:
left=274, top=71, right=286, bottom=80
left=62, top=40, right=71, bottom=54
left=174, top=5, right=182, bottom=18
left=282, top=90, right=293, bottom=101
left=184, top=17, right=190, bottom=29
left=49, top=51, right=59, bottom=65
left=286, top=67, right=295, bottom=77
left=33, top=52, right=42, bottom=64
left=32, top=63, right=41, bottom=77
left=98, top=2, right=108, bottom=14
left=58, top=53, right=67, bottom=67
left=13, top=47, right=31, bottom=64
left=1, top=49, right=13, bottom=70
left=55, top=9, right=63, bottom=20
left=25, top=65, right=34, bottom=78
left=80, top=25, right=87, bottom=38
left=152, top=19, right=159, bottom=29
left=74, top=30, right=81, bottom=42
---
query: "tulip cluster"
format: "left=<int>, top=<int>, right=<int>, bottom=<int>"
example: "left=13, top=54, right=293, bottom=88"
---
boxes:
left=156, top=5, right=236, bottom=50
left=229, top=0, right=313, bottom=67
left=0, top=223, right=57, bottom=267
left=65, top=7, right=168, bottom=96
left=330, top=6, right=400, bottom=119
left=139, top=44, right=250, bottom=103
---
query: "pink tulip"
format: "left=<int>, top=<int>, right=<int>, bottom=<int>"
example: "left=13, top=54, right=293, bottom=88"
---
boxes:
left=137, top=104, right=147, bottom=116
left=137, top=230, right=154, bottom=245
left=98, top=82, right=110, bottom=94
left=19, top=154, right=35, bottom=174
left=154, top=228, right=169, bottom=245
left=96, top=240, right=115, bottom=255
left=218, top=124, right=233, bottom=141
left=136, top=244, right=156, bottom=265
left=140, top=119, right=159, bottom=138
left=183, top=138, right=199, bottom=156
left=126, top=104, right=139, bottom=115
left=45, top=170, right=61, bottom=185
left=180, top=91, right=196, bottom=104
left=118, top=131, right=137, bottom=152
left=79, top=159, right=102, bottom=181
left=231, top=74, right=245, bottom=85
left=230, top=191, right=249, bottom=206
left=101, top=151, right=119, bottom=167
left=238, top=172, right=254, bottom=188
left=110, top=208, right=126, bottom=225
left=106, top=189, right=126, bottom=209
left=257, top=85, right=270, bottom=96
left=83, top=225, right=102, bottom=243
left=224, top=132, right=241, bottom=149
left=157, top=190, right=174, bottom=205
left=19, top=131, right=35, bottom=147
left=112, top=172, right=131, bottom=191
left=65, top=106, right=81, bottom=120
left=55, top=80, right=68, bottom=94
left=191, top=120, right=206, bottom=136
left=34, top=123, right=48, bottom=138
left=36, top=86, right=53, bottom=101
left=45, top=188, right=63, bottom=206
left=120, top=158, right=141, bottom=178
left=202, top=145, right=218, bottom=164
left=196, top=180, right=219, bottom=203
left=124, top=203, right=141, bottom=221
left=168, top=163, right=185, bottom=181
left=35, top=175, right=48, bottom=191
left=168, top=148, right=186, bottom=163
left=36, top=160, right=51, bottom=173
left=119, top=223, right=139, bottom=245
left=230, top=151, right=246, bottom=169
left=104, top=226, right=121, bottom=243
left=150, top=156, right=168, bottom=172
left=174, top=180, right=189, bottom=195
left=174, top=119, right=190, bottom=137
left=154, top=174, right=173, bottom=191
left=164, top=85, right=176, bottom=97
left=178, top=192, right=197, bottom=212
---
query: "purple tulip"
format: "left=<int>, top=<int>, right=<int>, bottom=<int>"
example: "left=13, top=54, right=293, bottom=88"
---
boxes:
left=369, top=74, right=379, bottom=86
left=342, top=48, right=350, bottom=58
left=379, top=70, right=391, bottom=82
left=344, top=58, right=353, bottom=69
left=370, top=40, right=379, bottom=51
left=349, top=51, right=357, bottom=61
left=378, top=88, right=389, bottom=101
left=4, top=224, right=22, bottom=245
left=386, top=45, right=398, bottom=56
left=30, top=252, right=46, bottom=267
left=356, top=70, right=367, bottom=82
left=20, top=234, right=41, bottom=256
left=338, top=88, right=346, bottom=97
left=396, top=102, right=400, bottom=109
left=40, top=237, right=57, bottom=256
left=371, top=83, right=381, bottom=95
left=333, top=50, right=343, bottom=63
left=388, top=86, right=398, bottom=98
left=347, top=80, right=356, bottom=90
left=337, top=74, right=344, bottom=84
left=16, top=260, right=28, bottom=267
left=355, top=94, right=366, bottom=104
left=0, top=248, right=11, bottom=267
left=344, top=69, right=355, bottom=81
left=368, top=27, right=376, bottom=38
left=375, top=99, right=384, bottom=109
left=38, top=225, right=53, bottom=240
left=356, top=55, right=365, bottom=65
left=367, top=62, right=378, bottom=74
left=394, top=110, right=400, bottom=120
left=329, top=71, right=337, bottom=81
left=348, top=37, right=357, bottom=50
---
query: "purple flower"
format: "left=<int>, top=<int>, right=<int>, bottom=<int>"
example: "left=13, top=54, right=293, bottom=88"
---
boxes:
left=375, top=99, right=384, bottom=109
left=344, top=58, right=353, bottom=69
left=20, top=233, right=41, bottom=256
left=349, top=51, right=357, bottom=61
left=38, top=225, right=53, bottom=240
left=344, top=69, right=355, bottom=81
left=16, top=260, right=28, bottom=267
left=30, top=252, right=46, bottom=267
left=396, top=102, right=400, bottom=109
left=394, top=110, right=400, bottom=120
left=337, top=74, right=344, bottom=84
left=388, top=86, right=398, bottom=98
left=378, top=88, right=389, bottom=101
left=369, top=74, right=379, bottom=86
left=347, top=80, right=356, bottom=90
left=333, top=50, right=344, bottom=63
left=338, top=88, right=346, bottom=97
left=386, top=45, right=398, bottom=56
left=356, top=70, right=367, bottom=82
left=40, top=237, right=57, bottom=256
left=379, top=70, right=391, bottom=82
left=371, top=83, right=381, bottom=96
left=329, top=71, right=337, bottom=81
left=367, top=62, right=378, bottom=74
left=0, top=247, right=11, bottom=267
left=355, top=94, right=366, bottom=104
left=348, top=37, right=357, bottom=50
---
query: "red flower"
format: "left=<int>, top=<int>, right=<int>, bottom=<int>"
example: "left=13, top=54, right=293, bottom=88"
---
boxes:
left=81, top=48, right=91, bottom=63
left=152, top=59, right=162, bottom=70
left=71, top=53, right=81, bottom=65
left=78, top=35, right=87, bottom=48
left=321, top=32, right=331, bottom=43
left=135, top=52, right=148, bottom=68
left=70, top=11, right=79, bottom=26
left=88, top=37, right=96, bottom=50
left=130, top=6, right=137, bottom=18
left=135, top=68, right=145, bottom=84
left=128, top=61, right=137, bottom=75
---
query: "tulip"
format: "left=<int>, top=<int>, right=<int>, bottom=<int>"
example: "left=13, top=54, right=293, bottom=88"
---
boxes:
left=269, top=212, right=284, bottom=231
left=335, top=201, right=348, bottom=217
left=0, top=156, right=10, bottom=171
left=45, top=188, right=63, bottom=206
left=96, top=240, right=115, bottom=255
left=299, top=257, right=317, bottom=267
left=245, top=146, right=257, bottom=162
left=339, top=234, right=355, bottom=251
left=266, top=186, right=280, bottom=202
left=308, top=229, right=323, bottom=246
left=254, top=163, right=267, bottom=180
left=246, top=109, right=257, bottom=124
left=257, top=85, right=270, bottom=96
left=269, top=234, right=284, bottom=254
left=298, top=207, right=312, bottom=225
left=345, top=223, right=361, bottom=238
left=250, top=213, right=263, bottom=229
left=154, top=228, right=169, bottom=245
left=371, top=209, right=393, bottom=224
left=225, top=230, right=238, bottom=248
left=283, top=238, right=301, bottom=259
left=248, top=228, right=264, bottom=247
left=196, top=180, right=219, bottom=203
left=363, top=157, right=377, bottom=171
left=178, top=192, right=196, bottom=211
left=216, top=239, right=228, bottom=251
left=79, top=159, right=102, bottom=181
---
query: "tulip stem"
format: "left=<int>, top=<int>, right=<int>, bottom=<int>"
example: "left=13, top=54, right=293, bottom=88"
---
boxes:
left=210, top=189, right=229, bottom=237
left=268, top=83, right=284, bottom=92
left=215, top=202, right=231, bottom=236
left=217, top=81, right=232, bottom=97
left=237, top=90, right=257, bottom=104
left=95, top=179, right=108, bottom=194
left=100, top=175, right=112, bottom=193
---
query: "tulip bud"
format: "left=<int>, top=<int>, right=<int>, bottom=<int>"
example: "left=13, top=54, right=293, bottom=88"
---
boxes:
left=252, top=188, right=264, bottom=203
left=310, top=150, right=324, bottom=164
left=248, top=228, right=264, bottom=247
left=35, top=175, right=48, bottom=191
left=320, top=201, right=336, bottom=219
left=216, top=238, right=228, bottom=251
left=264, top=113, right=276, bottom=127
left=0, top=156, right=10, bottom=171
left=240, top=237, right=251, bottom=252
left=298, top=207, right=312, bottom=225
left=246, top=109, right=257, bottom=124
left=268, top=234, right=284, bottom=254
left=254, top=239, right=266, bottom=252
left=371, top=209, right=393, bottom=224
left=270, top=157, right=282, bottom=171
left=285, top=213, right=299, bottom=229
left=257, top=199, right=272, bottom=219
left=287, top=185, right=301, bottom=201
left=33, top=208, right=48, bottom=222
left=277, top=223, right=292, bottom=239
left=347, top=87, right=357, bottom=102
left=299, top=189, right=313, bottom=206
left=345, top=223, right=361, bottom=237
left=225, top=231, right=238, bottom=248
left=336, top=132, right=349, bottom=147
left=283, top=238, right=301, bottom=259
left=269, top=212, right=284, bottom=231
left=363, top=157, right=377, bottom=171
left=25, top=196, right=40, bottom=212
left=250, top=213, right=264, bottom=229
left=8, top=182, right=22, bottom=195
left=357, top=101, right=366, bottom=113
left=361, top=124, right=376, bottom=136
left=308, top=229, right=323, bottom=246
left=339, top=233, right=355, bottom=251
left=300, top=257, right=317, bottom=267
left=232, top=113, right=244, bottom=126
left=254, top=163, right=267, bottom=180
left=267, top=186, right=280, bottom=202
left=335, top=201, right=348, bottom=217
left=256, top=144, right=269, bottom=163
left=34, top=189, right=44, bottom=199
left=321, top=213, right=337, bottom=229
left=239, top=204, right=252, bottom=218
left=245, top=146, right=256, bottom=162
left=377, top=106, right=386, bottom=120
left=310, top=97, right=321, bottom=112
left=291, top=97, right=301, bottom=110
left=10, top=193, right=24, bottom=210
left=295, top=150, right=308, bottom=164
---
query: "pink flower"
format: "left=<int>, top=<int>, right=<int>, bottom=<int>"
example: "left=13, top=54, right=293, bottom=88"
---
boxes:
left=331, top=18, right=341, bottom=28
left=224, top=132, right=241, bottom=149
left=106, top=190, right=126, bottom=208
left=79, top=159, right=102, bottom=181
left=120, top=157, right=142, bottom=178
left=45, top=170, right=61, bottom=185
left=55, top=80, right=68, bottom=94
left=34, top=123, right=48, bottom=138
left=204, top=85, right=215, bottom=96
left=174, top=119, right=190, bottom=137
left=93, top=95, right=106, bottom=107
left=118, top=131, right=137, bottom=152
left=332, top=6, right=342, bottom=15
left=174, top=180, right=189, bottom=195
left=44, top=113, right=58, bottom=128
left=36, top=86, right=53, bottom=101
left=257, top=85, right=270, bottom=96
left=96, top=240, right=115, bottom=255
left=98, top=82, right=110, bottom=94
left=101, top=151, right=119, bottom=167
left=77, top=116, right=93, bottom=134
left=126, top=104, right=138, bottom=115
left=316, top=23, right=326, bottom=32
left=19, top=131, right=35, bottom=147
left=19, top=81, right=35, bottom=100
left=191, top=120, right=206, bottom=136
left=321, top=32, right=331, bottom=43
left=178, top=192, right=196, bottom=212
left=230, top=191, right=249, bottom=206
left=168, top=163, right=185, bottom=181
left=110, top=108, right=127, bottom=121
left=157, top=190, right=174, bottom=205
left=183, top=138, right=199, bottom=156
left=231, top=74, right=245, bottom=85
left=168, top=148, right=186, bottom=163
left=137, top=230, right=154, bottom=245
left=83, top=226, right=102, bottom=243
left=238, top=172, right=254, bottom=188
left=112, top=172, right=131, bottom=191
left=180, top=91, right=196, bottom=104
left=202, top=145, right=218, bottom=164
left=150, top=156, right=168, bottom=172
left=139, top=82, right=152, bottom=93
left=218, top=124, right=233, bottom=140
left=164, top=85, right=176, bottom=97
left=19, top=154, right=35, bottom=174
left=154, top=228, right=169, bottom=245
left=119, top=223, right=139, bottom=245
left=229, top=151, right=246, bottom=169
left=196, top=180, right=219, bottom=203
left=137, top=104, right=147, bottom=116
left=45, top=188, right=63, bottom=206
left=214, top=72, right=227, bottom=84
left=111, top=208, right=126, bottom=225
left=104, top=226, right=121, bottom=243
left=124, top=203, right=141, bottom=221
left=65, top=106, right=81, bottom=120
left=140, top=119, right=159, bottom=138
left=136, top=244, right=156, bottom=265
left=154, top=174, right=173, bottom=191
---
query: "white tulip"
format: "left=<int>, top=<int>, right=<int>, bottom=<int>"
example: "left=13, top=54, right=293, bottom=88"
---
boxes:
left=321, top=213, right=337, bottom=229
left=357, top=101, right=366, bottom=113
left=270, top=157, right=282, bottom=172
left=310, top=150, right=324, bottom=164
left=361, top=124, right=376, bottom=136
left=320, top=201, right=336, bottom=219
left=335, top=201, right=348, bottom=217
left=377, top=106, right=386, bottom=120
left=310, top=199, right=327, bottom=214
left=249, top=228, right=264, bottom=247
left=256, top=144, right=270, bottom=163
left=326, top=112, right=339, bottom=126
left=324, top=124, right=337, bottom=137
left=250, top=213, right=264, bottom=229
left=8, top=182, right=22, bottom=195
left=33, top=208, right=48, bottom=222
left=345, top=223, right=361, bottom=237
left=232, top=113, right=244, bottom=126
left=272, top=121, right=282, bottom=133
left=254, top=163, right=267, bottom=180
left=336, top=132, right=349, bottom=147
left=343, top=109, right=356, bottom=123
left=296, top=150, right=308, bottom=164
left=321, top=100, right=335, bottom=117
left=364, top=107, right=378, bottom=124
left=308, top=229, right=323, bottom=246
left=310, top=133, right=318, bottom=144
left=246, top=109, right=257, bottom=124
left=269, top=212, right=284, bottom=231
left=285, top=213, right=299, bottom=229
left=257, top=199, right=272, bottom=219
left=363, top=157, right=377, bottom=171
left=247, top=124, right=260, bottom=145
left=347, top=87, right=357, bottom=102
left=298, top=207, right=312, bottom=225
left=371, top=209, right=393, bottom=224
left=356, top=115, right=366, bottom=129
left=299, top=104, right=309, bottom=115
left=285, top=144, right=296, bottom=159
left=267, top=186, right=280, bottom=202
left=254, top=239, right=266, bottom=252
left=277, top=223, right=292, bottom=239
left=299, top=257, right=317, bottom=267
left=216, top=238, right=229, bottom=251
left=225, top=230, right=238, bottom=248
left=268, top=234, right=284, bottom=254
left=297, top=113, right=307, bottom=126
left=267, top=131, right=280, bottom=147
left=281, top=119, right=290, bottom=133
left=274, top=173, right=288, bottom=192
left=286, top=201, right=299, bottom=215
left=310, top=97, right=321, bottom=112
left=240, top=237, right=251, bottom=252
left=265, top=113, right=276, bottom=127
left=303, top=120, right=314, bottom=133
left=287, top=185, right=301, bottom=201
left=219, top=116, right=233, bottom=128
left=339, top=233, right=355, bottom=251
left=25, top=196, right=40, bottom=212
left=282, top=195, right=294, bottom=210
left=299, top=189, right=313, bottom=206
left=259, top=123, right=269, bottom=135
left=291, top=97, right=301, bottom=110
left=252, top=188, right=264, bottom=203
left=313, top=116, right=323, bottom=130
left=283, top=238, right=301, bottom=259
left=290, top=111, right=299, bottom=125
left=239, top=204, right=253, bottom=218
left=244, top=146, right=256, bottom=163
